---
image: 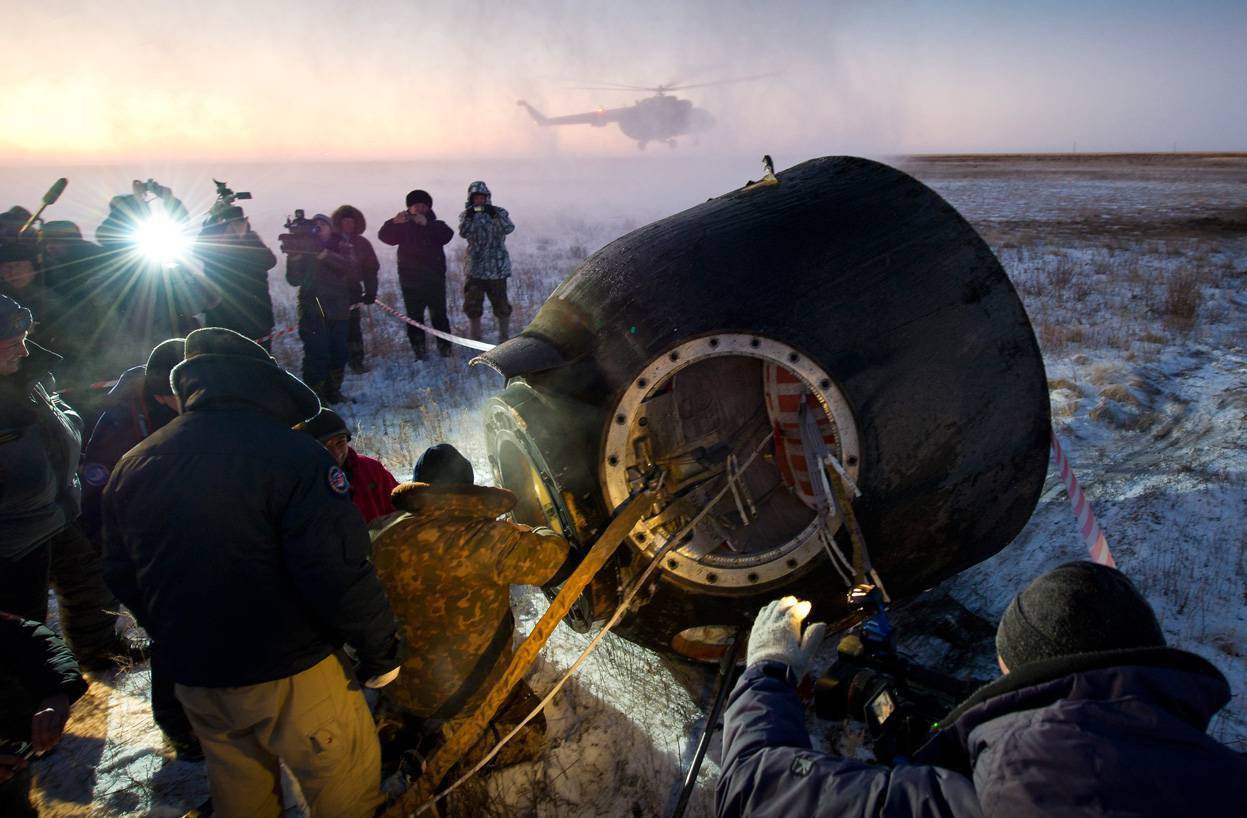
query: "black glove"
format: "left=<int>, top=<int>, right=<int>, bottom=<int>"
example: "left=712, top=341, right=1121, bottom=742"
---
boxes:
left=362, top=292, right=376, bottom=305
left=484, top=205, right=498, bottom=218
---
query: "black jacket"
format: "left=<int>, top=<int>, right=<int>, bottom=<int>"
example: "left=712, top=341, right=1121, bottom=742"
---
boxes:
left=80, top=366, right=176, bottom=546
left=285, top=237, right=358, bottom=321
left=0, top=612, right=87, bottom=744
left=377, top=211, right=454, bottom=286
left=717, top=647, right=1247, bottom=818
left=0, top=343, right=83, bottom=561
left=101, top=351, right=400, bottom=687
left=195, top=227, right=278, bottom=340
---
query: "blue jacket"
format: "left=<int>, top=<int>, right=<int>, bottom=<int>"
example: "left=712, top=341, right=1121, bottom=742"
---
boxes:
left=717, top=648, right=1247, bottom=818
left=80, top=366, right=176, bottom=546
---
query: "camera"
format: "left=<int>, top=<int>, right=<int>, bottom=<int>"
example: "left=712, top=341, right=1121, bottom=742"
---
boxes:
left=813, top=607, right=982, bottom=763
left=205, top=179, right=253, bottom=227
left=134, top=178, right=168, bottom=198
left=278, top=209, right=322, bottom=256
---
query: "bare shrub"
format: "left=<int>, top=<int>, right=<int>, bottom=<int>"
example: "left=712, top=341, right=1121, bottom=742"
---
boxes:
left=1160, top=269, right=1203, bottom=329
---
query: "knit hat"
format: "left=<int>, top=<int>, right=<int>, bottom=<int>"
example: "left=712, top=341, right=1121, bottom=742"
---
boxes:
left=0, top=294, right=33, bottom=340
left=296, top=408, right=350, bottom=442
left=412, top=443, right=473, bottom=485
left=143, top=338, right=186, bottom=397
left=406, top=189, right=433, bottom=208
left=996, top=561, right=1166, bottom=669
left=312, top=213, right=332, bottom=228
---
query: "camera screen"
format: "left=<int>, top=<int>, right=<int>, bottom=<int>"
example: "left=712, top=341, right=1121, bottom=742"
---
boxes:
left=869, top=688, right=896, bottom=725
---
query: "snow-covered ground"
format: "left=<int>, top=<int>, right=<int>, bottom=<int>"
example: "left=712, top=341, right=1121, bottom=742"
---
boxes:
left=28, top=154, right=1247, bottom=815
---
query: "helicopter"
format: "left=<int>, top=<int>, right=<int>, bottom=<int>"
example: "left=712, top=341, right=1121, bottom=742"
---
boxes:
left=517, top=75, right=773, bottom=150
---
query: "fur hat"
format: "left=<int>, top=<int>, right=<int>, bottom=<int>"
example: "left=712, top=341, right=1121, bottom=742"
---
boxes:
left=332, top=204, right=366, bottom=234
left=996, top=561, right=1166, bottom=669
left=143, top=338, right=186, bottom=397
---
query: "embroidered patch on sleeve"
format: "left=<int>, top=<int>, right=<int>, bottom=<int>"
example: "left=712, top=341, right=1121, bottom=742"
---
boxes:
left=328, top=465, right=351, bottom=496
left=83, top=462, right=110, bottom=487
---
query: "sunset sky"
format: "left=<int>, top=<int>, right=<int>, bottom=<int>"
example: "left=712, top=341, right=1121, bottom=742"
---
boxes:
left=3, top=0, right=1244, bottom=163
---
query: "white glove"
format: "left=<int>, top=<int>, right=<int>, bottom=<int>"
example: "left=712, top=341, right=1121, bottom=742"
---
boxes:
left=364, top=666, right=401, bottom=689
left=746, top=596, right=827, bottom=680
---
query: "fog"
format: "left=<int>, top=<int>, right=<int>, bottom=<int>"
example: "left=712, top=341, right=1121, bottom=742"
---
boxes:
left=0, top=156, right=797, bottom=252
left=3, top=1, right=1245, bottom=164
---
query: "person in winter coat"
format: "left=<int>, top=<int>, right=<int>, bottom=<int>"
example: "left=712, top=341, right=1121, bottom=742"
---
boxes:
left=80, top=338, right=184, bottom=546
left=79, top=338, right=201, bottom=760
left=0, top=295, right=135, bottom=673
left=283, top=213, right=359, bottom=404
left=102, top=327, right=403, bottom=818
left=716, top=561, right=1247, bottom=818
left=0, top=612, right=88, bottom=818
left=95, top=182, right=220, bottom=383
left=331, top=205, right=380, bottom=373
left=378, top=190, right=455, bottom=360
left=35, top=221, right=112, bottom=408
left=194, top=208, right=278, bottom=349
left=370, top=444, right=572, bottom=769
left=458, top=181, right=515, bottom=343
left=296, top=408, right=398, bottom=524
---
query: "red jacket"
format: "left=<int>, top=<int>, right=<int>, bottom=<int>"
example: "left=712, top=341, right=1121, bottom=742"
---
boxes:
left=345, top=448, right=398, bottom=523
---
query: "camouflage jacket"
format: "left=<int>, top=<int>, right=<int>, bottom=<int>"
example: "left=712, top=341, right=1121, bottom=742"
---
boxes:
left=457, top=181, right=514, bottom=280
left=370, top=483, right=568, bottom=719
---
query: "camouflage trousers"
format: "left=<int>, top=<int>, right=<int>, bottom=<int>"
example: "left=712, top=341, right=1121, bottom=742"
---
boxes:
left=462, top=278, right=512, bottom=319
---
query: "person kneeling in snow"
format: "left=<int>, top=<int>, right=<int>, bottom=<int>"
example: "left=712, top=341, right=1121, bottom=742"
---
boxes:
left=717, top=561, right=1247, bottom=818
left=296, top=408, right=398, bottom=524
left=370, top=443, right=572, bottom=771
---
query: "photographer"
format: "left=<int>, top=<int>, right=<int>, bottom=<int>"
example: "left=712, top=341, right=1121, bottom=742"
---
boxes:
left=378, top=190, right=455, bottom=361
left=717, top=564, right=1247, bottom=818
left=282, top=213, right=358, bottom=404
left=331, top=205, right=380, bottom=374
left=95, top=181, right=219, bottom=380
left=195, top=206, right=278, bottom=350
left=0, top=612, right=88, bottom=818
left=457, top=181, right=515, bottom=343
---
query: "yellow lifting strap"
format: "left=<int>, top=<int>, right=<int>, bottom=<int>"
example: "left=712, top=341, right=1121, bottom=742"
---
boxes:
left=387, top=482, right=661, bottom=816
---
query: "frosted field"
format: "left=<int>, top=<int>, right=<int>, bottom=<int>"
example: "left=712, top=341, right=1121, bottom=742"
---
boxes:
left=14, top=154, right=1246, bottom=815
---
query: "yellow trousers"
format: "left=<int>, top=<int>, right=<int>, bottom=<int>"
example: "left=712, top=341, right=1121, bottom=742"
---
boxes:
left=175, top=653, right=382, bottom=818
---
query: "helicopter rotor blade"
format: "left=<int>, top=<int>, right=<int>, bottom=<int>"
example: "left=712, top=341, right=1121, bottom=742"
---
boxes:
left=569, top=83, right=663, bottom=92
left=662, top=72, right=782, bottom=91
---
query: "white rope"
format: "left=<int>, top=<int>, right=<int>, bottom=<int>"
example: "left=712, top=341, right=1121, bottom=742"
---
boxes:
left=413, top=432, right=774, bottom=814
left=372, top=299, right=496, bottom=352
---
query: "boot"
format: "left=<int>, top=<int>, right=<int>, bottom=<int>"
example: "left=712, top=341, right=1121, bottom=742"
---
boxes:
left=469, top=316, right=483, bottom=341
left=324, top=370, right=349, bottom=404
left=497, top=316, right=511, bottom=343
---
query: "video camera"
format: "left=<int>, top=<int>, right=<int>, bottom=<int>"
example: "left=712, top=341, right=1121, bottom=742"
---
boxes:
left=278, top=209, right=322, bottom=256
left=204, top=179, right=253, bottom=227
left=813, top=589, right=982, bottom=763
